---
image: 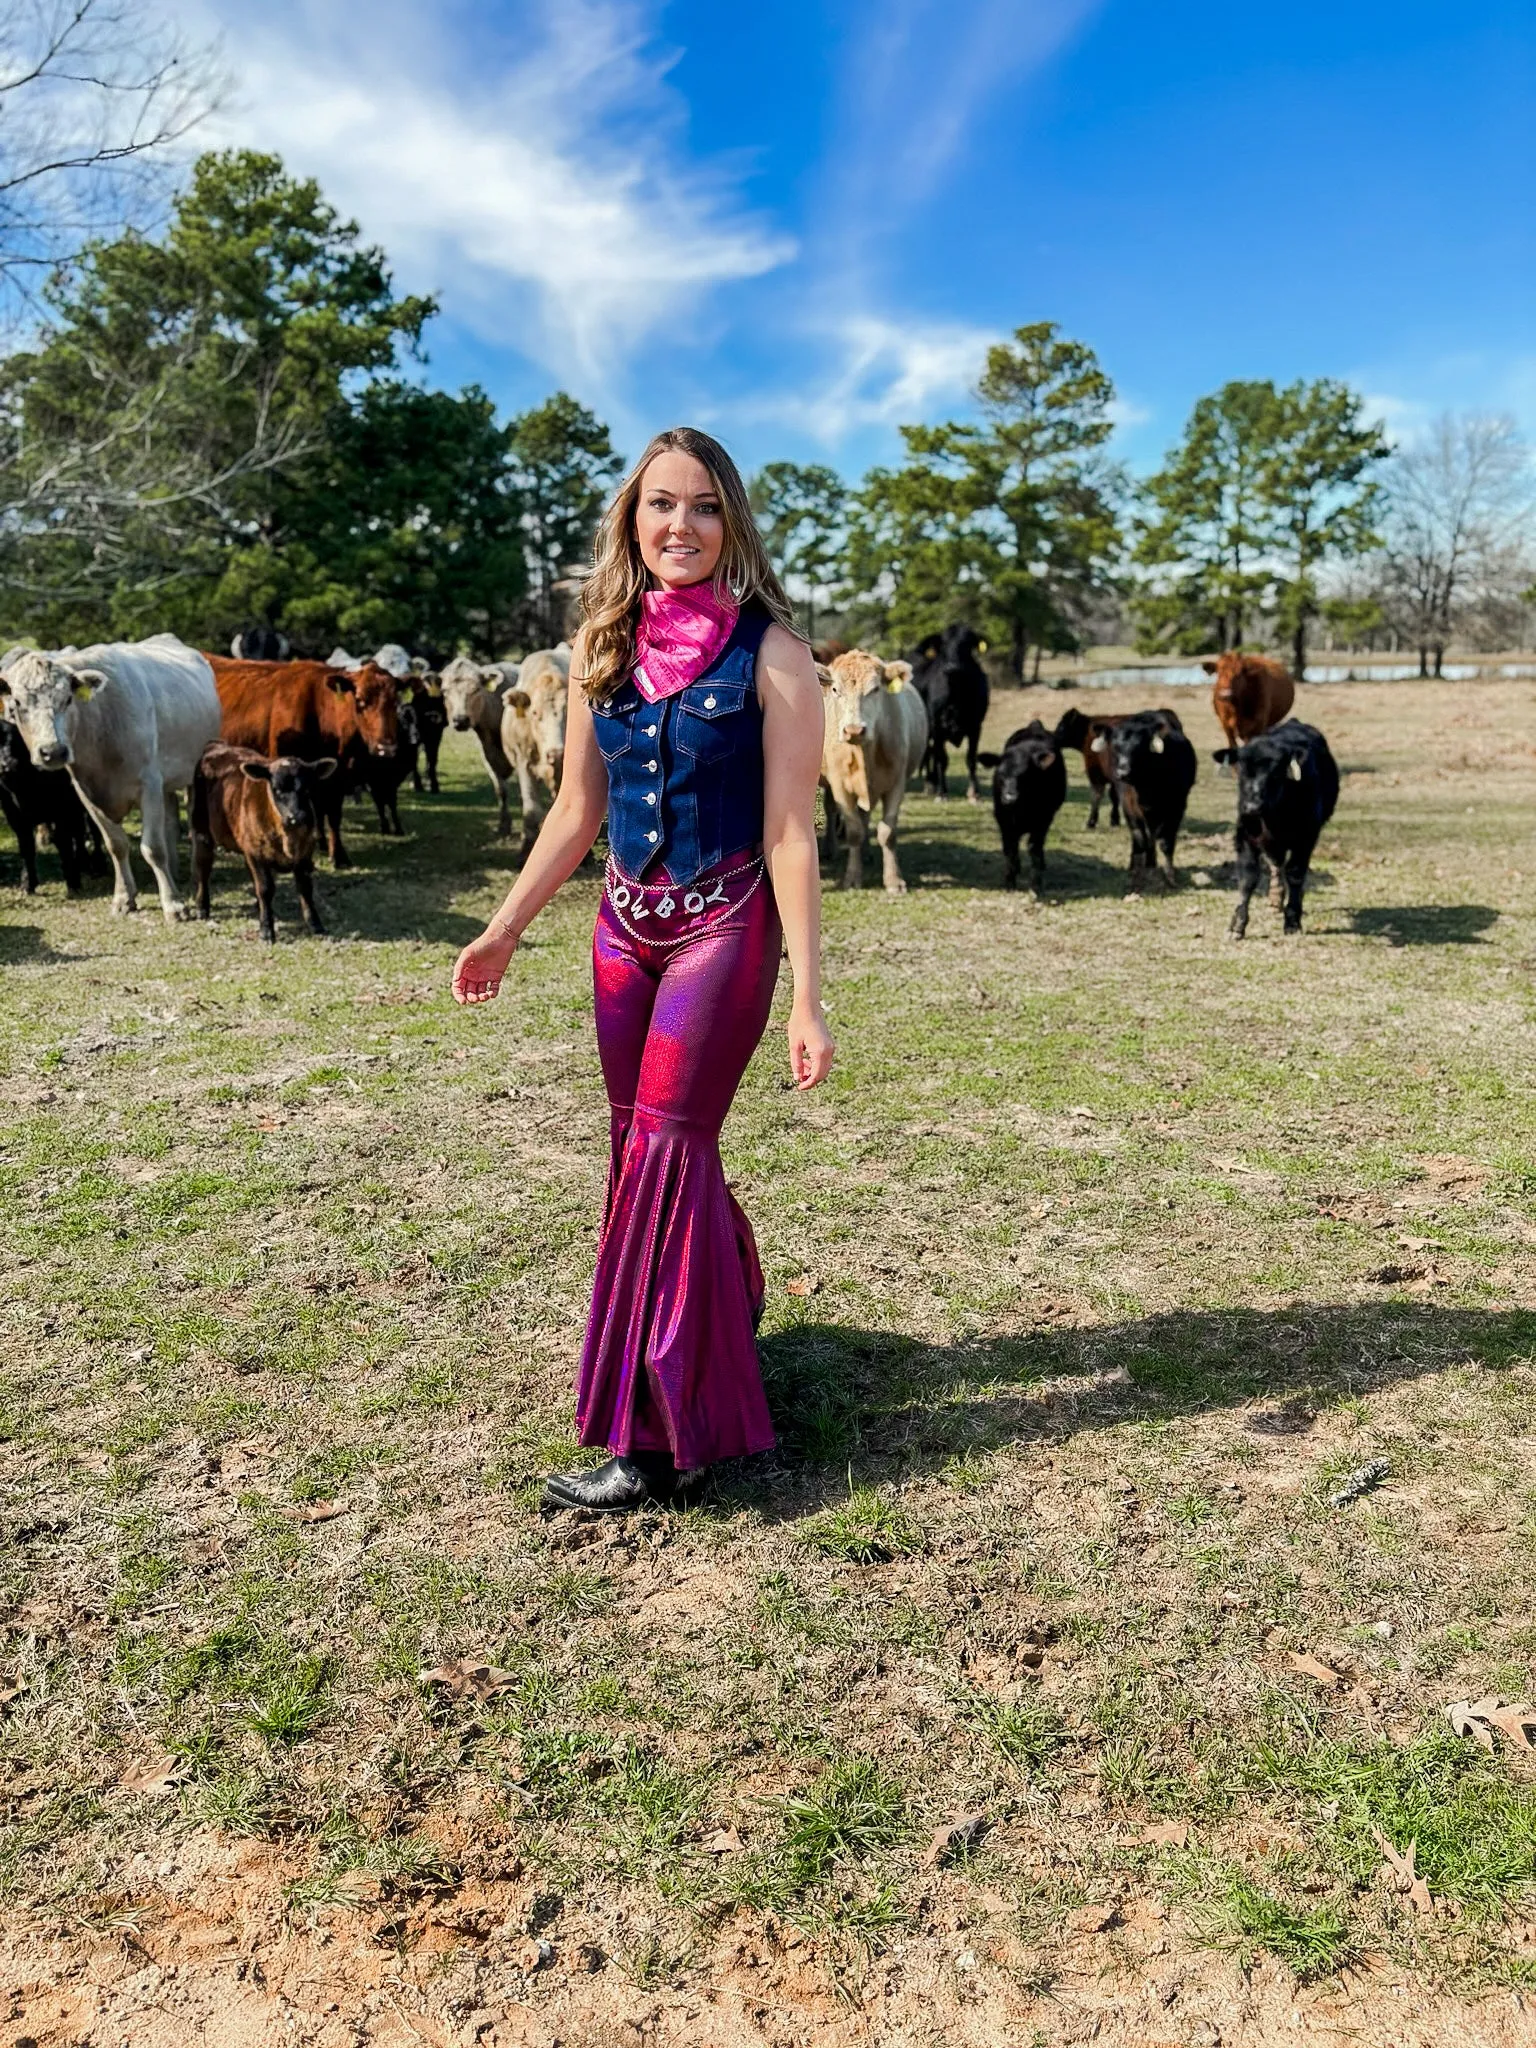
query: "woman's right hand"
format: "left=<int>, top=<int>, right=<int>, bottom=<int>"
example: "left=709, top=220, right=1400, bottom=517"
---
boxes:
left=451, top=927, right=518, bottom=1006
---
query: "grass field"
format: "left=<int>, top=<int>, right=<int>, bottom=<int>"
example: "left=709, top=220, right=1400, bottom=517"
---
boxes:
left=2, top=675, right=1535, bottom=2048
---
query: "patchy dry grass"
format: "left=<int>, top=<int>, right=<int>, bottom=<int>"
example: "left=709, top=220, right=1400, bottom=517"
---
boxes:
left=2, top=675, right=1535, bottom=2047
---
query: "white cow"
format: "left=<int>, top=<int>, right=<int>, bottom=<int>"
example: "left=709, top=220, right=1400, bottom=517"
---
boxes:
left=818, top=649, right=929, bottom=894
left=439, top=655, right=522, bottom=838
left=0, top=635, right=221, bottom=919
left=498, top=646, right=572, bottom=859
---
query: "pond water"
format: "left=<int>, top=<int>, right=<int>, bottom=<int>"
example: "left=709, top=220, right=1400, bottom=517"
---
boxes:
left=1053, top=661, right=1536, bottom=690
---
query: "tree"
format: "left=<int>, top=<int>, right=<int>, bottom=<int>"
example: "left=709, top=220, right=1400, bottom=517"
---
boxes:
left=1377, top=414, right=1532, bottom=675
left=1258, top=379, right=1387, bottom=678
left=0, top=148, right=435, bottom=641
left=1131, top=381, right=1279, bottom=654
left=843, top=323, right=1122, bottom=675
left=0, top=0, right=220, bottom=322
left=506, top=392, right=620, bottom=648
left=750, top=462, right=847, bottom=639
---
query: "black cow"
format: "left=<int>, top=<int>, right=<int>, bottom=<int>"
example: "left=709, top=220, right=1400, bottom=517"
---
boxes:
left=1213, top=720, right=1339, bottom=938
left=977, top=722, right=1067, bottom=892
left=911, top=624, right=990, bottom=801
left=403, top=676, right=446, bottom=795
left=230, top=625, right=291, bottom=662
left=1108, top=709, right=1197, bottom=889
left=0, top=715, right=98, bottom=894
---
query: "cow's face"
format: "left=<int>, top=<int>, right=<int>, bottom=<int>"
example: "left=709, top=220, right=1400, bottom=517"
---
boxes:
left=820, top=651, right=910, bottom=744
left=439, top=658, right=495, bottom=731
left=243, top=755, right=336, bottom=856
left=1233, top=742, right=1304, bottom=818
left=0, top=653, right=107, bottom=769
left=349, top=664, right=399, bottom=757
left=508, top=679, right=568, bottom=789
left=997, top=736, right=1056, bottom=807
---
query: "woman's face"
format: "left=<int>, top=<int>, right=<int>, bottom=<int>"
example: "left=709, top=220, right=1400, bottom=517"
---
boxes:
left=634, top=451, right=725, bottom=591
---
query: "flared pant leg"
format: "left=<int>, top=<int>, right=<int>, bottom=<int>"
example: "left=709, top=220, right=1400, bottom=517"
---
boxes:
left=575, top=879, right=782, bottom=1470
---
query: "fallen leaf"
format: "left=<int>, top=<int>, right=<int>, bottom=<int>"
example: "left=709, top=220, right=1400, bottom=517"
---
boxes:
left=1370, top=1826, right=1437, bottom=1917
left=1138, top=1820, right=1189, bottom=1847
left=1286, top=1651, right=1345, bottom=1689
left=1406, top=1876, right=1435, bottom=1917
left=700, top=1827, right=743, bottom=1855
left=1369, top=1264, right=1425, bottom=1284
left=418, top=1658, right=515, bottom=1703
left=786, top=1276, right=819, bottom=1297
left=0, top=1681, right=25, bottom=1709
left=922, top=1812, right=987, bottom=1868
left=1066, top=1106, right=1096, bottom=1121
left=280, top=1499, right=345, bottom=1523
left=119, top=1749, right=187, bottom=1795
left=331, top=1868, right=383, bottom=1903
left=1448, top=1696, right=1536, bottom=1752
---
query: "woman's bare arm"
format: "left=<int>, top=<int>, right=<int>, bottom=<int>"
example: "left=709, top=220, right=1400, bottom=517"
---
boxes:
left=759, top=622, right=835, bottom=1088
left=451, top=641, right=608, bottom=1005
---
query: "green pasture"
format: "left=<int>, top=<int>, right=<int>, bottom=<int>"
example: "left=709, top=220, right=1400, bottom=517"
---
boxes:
left=2, top=676, right=1535, bottom=2034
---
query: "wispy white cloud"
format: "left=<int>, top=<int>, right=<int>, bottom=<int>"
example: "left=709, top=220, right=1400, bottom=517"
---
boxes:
left=742, top=314, right=997, bottom=444
left=173, top=0, right=793, bottom=382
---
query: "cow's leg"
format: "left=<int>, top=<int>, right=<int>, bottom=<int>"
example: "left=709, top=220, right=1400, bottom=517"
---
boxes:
left=294, top=858, right=325, bottom=934
left=1109, top=781, right=1121, bottom=828
left=876, top=787, right=909, bottom=895
left=163, top=791, right=181, bottom=876
left=1158, top=825, right=1180, bottom=889
left=192, top=829, right=214, bottom=921
left=1029, top=829, right=1047, bottom=896
left=325, top=783, right=350, bottom=868
left=1085, top=776, right=1102, bottom=830
left=73, top=784, right=137, bottom=913
left=839, top=803, right=867, bottom=890
left=246, top=855, right=277, bottom=942
left=819, top=782, right=840, bottom=864
left=512, top=756, right=546, bottom=862
left=424, top=730, right=442, bottom=795
left=1229, top=835, right=1261, bottom=938
left=930, top=739, right=949, bottom=799
left=1000, top=819, right=1020, bottom=890
left=965, top=733, right=982, bottom=803
left=57, top=814, right=84, bottom=895
left=2, top=793, right=37, bottom=891
left=137, top=772, right=192, bottom=921
left=1282, top=845, right=1310, bottom=935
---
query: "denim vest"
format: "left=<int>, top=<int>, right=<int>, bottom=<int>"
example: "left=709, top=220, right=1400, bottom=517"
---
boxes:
left=592, top=603, right=770, bottom=885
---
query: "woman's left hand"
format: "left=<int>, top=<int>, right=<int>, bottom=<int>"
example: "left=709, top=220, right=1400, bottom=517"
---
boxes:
left=788, top=1000, right=835, bottom=1090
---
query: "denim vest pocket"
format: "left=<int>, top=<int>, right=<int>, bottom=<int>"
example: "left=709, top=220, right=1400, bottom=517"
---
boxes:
left=672, top=681, right=751, bottom=762
left=591, top=689, right=641, bottom=762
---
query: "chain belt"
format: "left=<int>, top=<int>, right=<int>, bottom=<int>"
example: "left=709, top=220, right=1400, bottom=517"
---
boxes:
left=603, top=853, right=765, bottom=948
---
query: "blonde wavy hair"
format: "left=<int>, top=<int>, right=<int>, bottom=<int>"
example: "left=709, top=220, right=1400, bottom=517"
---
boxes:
left=579, top=426, right=801, bottom=703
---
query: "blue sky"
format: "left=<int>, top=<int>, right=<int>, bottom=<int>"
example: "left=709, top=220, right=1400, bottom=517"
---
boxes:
left=183, top=0, right=1535, bottom=478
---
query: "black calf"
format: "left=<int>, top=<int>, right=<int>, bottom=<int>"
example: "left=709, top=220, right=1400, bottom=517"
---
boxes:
left=406, top=681, right=446, bottom=795
left=0, top=716, right=97, bottom=894
left=1108, top=709, right=1197, bottom=888
left=978, top=722, right=1067, bottom=892
left=1213, top=719, right=1339, bottom=938
left=912, top=624, right=990, bottom=801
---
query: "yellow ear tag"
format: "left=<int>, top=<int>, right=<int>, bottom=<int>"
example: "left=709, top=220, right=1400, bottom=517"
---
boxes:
left=74, top=683, right=94, bottom=701
left=427, top=682, right=442, bottom=697
left=976, top=639, right=989, bottom=653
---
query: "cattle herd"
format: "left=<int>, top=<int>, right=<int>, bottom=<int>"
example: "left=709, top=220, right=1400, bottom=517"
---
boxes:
left=0, top=623, right=1338, bottom=944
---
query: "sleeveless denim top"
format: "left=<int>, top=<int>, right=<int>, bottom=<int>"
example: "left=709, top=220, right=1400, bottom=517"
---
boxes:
left=592, top=602, right=770, bottom=885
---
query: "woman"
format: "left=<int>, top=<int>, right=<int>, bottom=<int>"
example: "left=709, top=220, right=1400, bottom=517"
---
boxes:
left=451, top=427, right=834, bottom=1512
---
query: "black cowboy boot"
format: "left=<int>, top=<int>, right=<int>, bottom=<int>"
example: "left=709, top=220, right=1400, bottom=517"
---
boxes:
left=542, top=1450, right=681, bottom=1513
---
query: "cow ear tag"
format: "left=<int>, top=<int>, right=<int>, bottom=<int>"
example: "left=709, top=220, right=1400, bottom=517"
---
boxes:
left=73, top=682, right=94, bottom=701
left=1288, top=756, right=1303, bottom=781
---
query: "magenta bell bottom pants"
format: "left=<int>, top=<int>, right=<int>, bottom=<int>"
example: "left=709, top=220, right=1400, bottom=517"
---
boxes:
left=573, top=865, right=782, bottom=1471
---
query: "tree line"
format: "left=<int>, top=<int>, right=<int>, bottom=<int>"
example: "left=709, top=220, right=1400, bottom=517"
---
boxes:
left=1, top=136, right=1530, bottom=671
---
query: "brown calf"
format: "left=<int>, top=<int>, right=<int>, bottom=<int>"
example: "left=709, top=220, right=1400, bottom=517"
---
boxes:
left=192, top=743, right=335, bottom=941
left=209, top=656, right=399, bottom=867
left=1052, top=707, right=1123, bottom=828
left=1203, top=652, right=1296, bottom=750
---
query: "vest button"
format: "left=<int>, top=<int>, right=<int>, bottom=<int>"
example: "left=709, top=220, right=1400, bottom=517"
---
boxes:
left=645, top=724, right=657, bottom=736
left=645, top=791, right=656, bottom=804
left=703, top=695, right=716, bottom=708
left=647, top=830, right=658, bottom=842
left=647, top=759, right=658, bottom=771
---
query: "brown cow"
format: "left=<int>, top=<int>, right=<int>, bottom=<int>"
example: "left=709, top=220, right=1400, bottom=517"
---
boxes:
left=191, top=743, right=335, bottom=940
left=1052, top=707, right=1122, bottom=829
left=1203, top=652, right=1295, bottom=750
left=209, top=657, right=398, bottom=867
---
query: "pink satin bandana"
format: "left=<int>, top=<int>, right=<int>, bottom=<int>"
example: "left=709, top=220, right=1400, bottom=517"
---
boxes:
left=633, top=584, right=739, bottom=704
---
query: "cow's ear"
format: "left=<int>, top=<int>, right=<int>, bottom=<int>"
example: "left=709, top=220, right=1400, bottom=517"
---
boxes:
left=425, top=678, right=442, bottom=697
left=306, top=757, right=338, bottom=781
left=1200, top=659, right=1219, bottom=675
left=814, top=663, right=835, bottom=691
left=506, top=688, right=531, bottom=712
left=326, top=672, right=356, bottom=695
left=70, top=668, right=109, bottom=701
left=976, top=751, right=1000, bottom=767
left=883, top=660, right=913, bottom=691
left=1211, top=747, right=1234, bottom=765
left=240, top=760, right=273, bottom=783
left=1040, top=749, right=1056, bottom=769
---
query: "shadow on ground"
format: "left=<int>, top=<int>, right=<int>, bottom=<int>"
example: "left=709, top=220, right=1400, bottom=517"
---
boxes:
left=1349, top=905, right=1499, bottom=946
left=0, top=921, right=76, bottom=964
left=733, top=1304, right=1536, bottom=1513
